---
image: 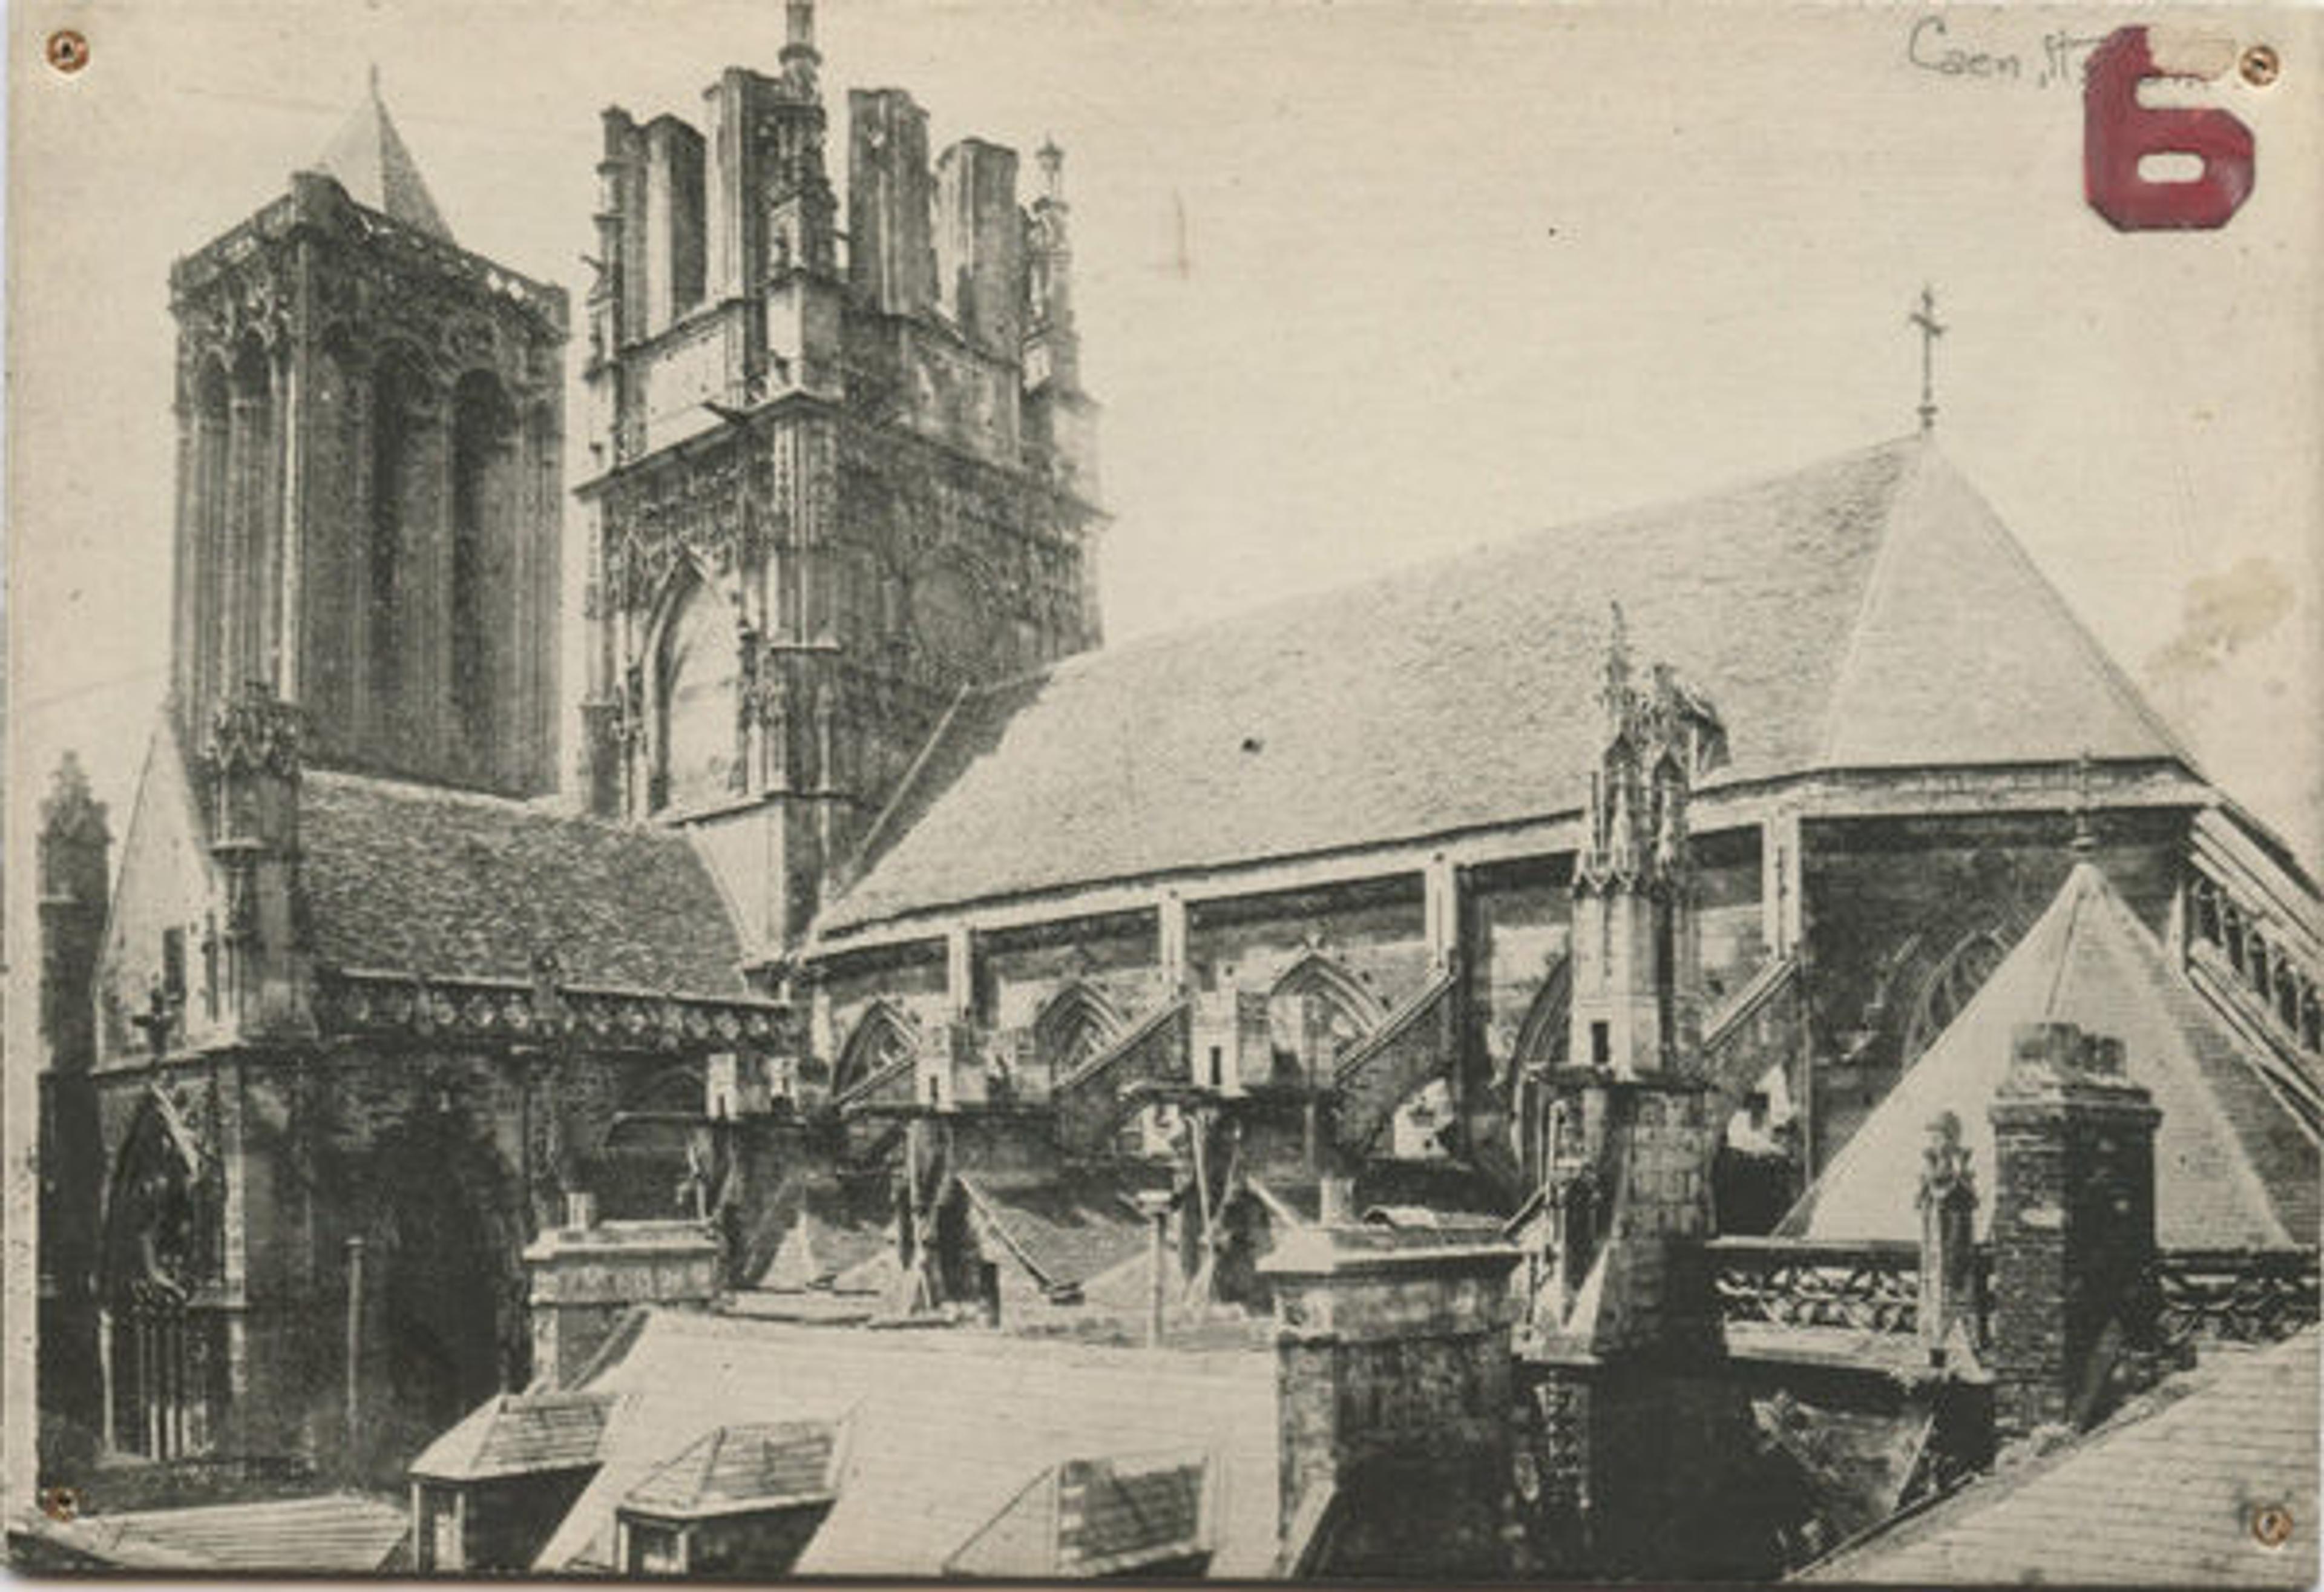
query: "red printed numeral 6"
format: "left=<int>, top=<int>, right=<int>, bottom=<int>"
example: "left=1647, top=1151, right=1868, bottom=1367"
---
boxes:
left=2084, top=26, right=2254, bottom=231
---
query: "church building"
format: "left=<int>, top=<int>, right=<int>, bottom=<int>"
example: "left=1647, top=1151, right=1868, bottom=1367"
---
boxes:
left=34, top=0, right=2320, bottom=1517
left=38, top=77, right=783, bottom=1483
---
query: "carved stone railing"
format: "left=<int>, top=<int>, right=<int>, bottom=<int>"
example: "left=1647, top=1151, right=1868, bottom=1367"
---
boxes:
left=1709, top=1240, right=2316, bottom=1356
left=315, top=969, right=787, bottom=1052
left=1707, top=1237, right=1932, bottom=1338
left=2150, top=1248, right=2320, bottom=1353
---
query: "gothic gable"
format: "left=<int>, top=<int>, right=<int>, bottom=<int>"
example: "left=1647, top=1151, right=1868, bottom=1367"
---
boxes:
left=96, top=720, right=225, bottom=1068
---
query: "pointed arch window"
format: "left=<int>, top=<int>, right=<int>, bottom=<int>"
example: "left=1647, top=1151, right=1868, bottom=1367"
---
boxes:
left=450, top=371, right=519, bottom=776
left=367, top=353, right=430, bottom=734
left=188, top=360, right=233, bottom=724
left=1267, top=955, right=1384, bottom=1089
left=655, top=574, right=743, bottom=812
left=225, top=339, right=277, bottom=695
left=833, top=1003, right=918, bottom=1102
left=100, top=1094, right=219, bottom=1459
left=1033, top=982, right=1128, bottom=1085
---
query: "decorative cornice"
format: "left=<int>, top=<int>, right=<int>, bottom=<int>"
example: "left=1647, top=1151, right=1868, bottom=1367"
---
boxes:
left=314, top=968, right=789, bottom=1051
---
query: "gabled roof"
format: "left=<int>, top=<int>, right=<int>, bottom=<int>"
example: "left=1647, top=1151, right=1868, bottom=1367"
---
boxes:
left=21, top=1493, right=410, bottom=1574
left=1807, top=1328, right=2320, bottom=1586
left=819, top=439, right=2190, bottom=935
left=530, top=1308, right=1281, bottom=1576
left=310, top=78, right=452, bottom=240
left=622, top=1421, right=841, bottom=1519
left=300, top=769, right=749, bottom=996
left=1779, top=861, right=2319, bottom=1250
left=409, top=1389, right=620, bottom=1482
left=958, top=1170, right=1155, bottom=1297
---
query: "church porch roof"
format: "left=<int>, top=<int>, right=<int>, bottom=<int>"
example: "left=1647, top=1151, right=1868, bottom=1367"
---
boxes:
left=299, top=769, right=751, bottom=998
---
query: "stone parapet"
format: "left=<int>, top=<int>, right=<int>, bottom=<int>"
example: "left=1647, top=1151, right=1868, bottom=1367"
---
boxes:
left=525, top=1217, right=721, bottom=1389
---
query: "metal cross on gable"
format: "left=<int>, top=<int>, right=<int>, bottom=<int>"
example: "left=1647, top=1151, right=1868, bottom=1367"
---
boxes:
left=1909, top=285, right=1947, bottom=436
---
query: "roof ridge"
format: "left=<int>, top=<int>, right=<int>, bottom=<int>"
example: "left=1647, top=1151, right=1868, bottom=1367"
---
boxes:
left=1938, top=457, right=2199, bottom=771
left=1071, top=434, right=1931, bottom=687
left=1810, top=439, right=1934, bottom=767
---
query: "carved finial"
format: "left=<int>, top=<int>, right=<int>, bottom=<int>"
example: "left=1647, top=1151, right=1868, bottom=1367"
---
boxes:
left=1909, top=285, right=1946, bottom=437
left=1917, top=1110, right=1974, bottom=1205
left=41, top=751, right=110, bottom=844
left=1037, top=138, right=1065, bottom=203
left=367, top=61, right=382, bottom=100
left=782, top=0, right=820, bottom=71
left=208, top=680, right=304, bottom=781
left=1601, top=601, right=1633, bottom=729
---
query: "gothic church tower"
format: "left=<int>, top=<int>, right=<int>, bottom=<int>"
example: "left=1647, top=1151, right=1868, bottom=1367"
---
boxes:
left=576, top=0, right=1103, bottom=955
left=168, top=79, right=568, bottom=794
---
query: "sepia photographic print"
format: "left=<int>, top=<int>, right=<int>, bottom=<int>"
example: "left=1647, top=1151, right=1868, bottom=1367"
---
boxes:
left=5, top=0, right=2320, bottom=1582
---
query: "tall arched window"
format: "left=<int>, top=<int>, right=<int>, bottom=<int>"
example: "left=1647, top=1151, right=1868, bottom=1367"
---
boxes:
left=655, top=576, right=741, bottom=812
left=367, top=354, right=428, bottom=738
left=450, top=371, right=519, bottom=774
left=189, top=360, right=232, bottom=724
left=225, top=339, right=276, bottom=695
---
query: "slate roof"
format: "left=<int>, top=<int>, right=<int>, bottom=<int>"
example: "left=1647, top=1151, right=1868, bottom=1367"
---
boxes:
left=24, top=1493, right=409, bottom=1573
left=1807, top=1329, right=2321, bottom=1586
left=622, top=1421, right=841, bottom=1518
left=820, top=438, right=2189, bottom=934
left=959, top=1171, right=1156, bottom=1295
left=752, top=1180, right=896, bottom=1292
left=409, top=1389, right=620, bottom=1482
left=1779, top=861, right=2320, bottom=1250
left=947, top=1447, right=1215, bottom=1576
left=311, top=81, right=453, bottom=240
left=298, top=769, right=749, bottom=996
left=530, top=1307, right=1281, bottom=1576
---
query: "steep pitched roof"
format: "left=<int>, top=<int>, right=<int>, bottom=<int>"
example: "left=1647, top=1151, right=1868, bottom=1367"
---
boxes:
left=958, top=1170, right=1154, bottom=1297
left=1779, top=861, right=2319, bottom=1250
left=622, top=1421, right=841, bottom=1518
left=310, top=79, right=452, bottom=240
left=409, top=1390, right=620, bottom=1482
left=22, top=1493, right=410, bottom=1574
left=531, top=1308, right=1280, bottom=1576
left=1807, top=1329, right=2320, bottom=1586
left=819, top=439, right=2188, bottom=935
left=299, top=770, right=749, bottom=996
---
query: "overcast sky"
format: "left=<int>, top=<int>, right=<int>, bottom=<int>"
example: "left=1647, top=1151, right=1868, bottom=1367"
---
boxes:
left=10, top=1, right=2320, bottom=861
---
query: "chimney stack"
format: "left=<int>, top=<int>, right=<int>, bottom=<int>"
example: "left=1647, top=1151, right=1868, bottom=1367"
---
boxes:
left=1262, top=1223, right=1521, bottom=1577
left=1988, top=1021, right=2162, bottom=1438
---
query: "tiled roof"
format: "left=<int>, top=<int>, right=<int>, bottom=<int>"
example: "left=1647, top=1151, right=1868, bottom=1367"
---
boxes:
left=752, top=1180, right=896, bottom=1292
left=1779, top=861, right=2319, bottom=1250
left=959, top=1170, right=1156, bottom=1295
left=947, top=1447, right=1215, bottom=1576
left=311, top=83, right=452, bottom=240
left=299, top=770, right=749, bottom=996
left=820, top=439, right=2187, bottom=933
left=1807, top=1329, right=2321, bottom=1585
left=622, top=1421, right=840, bottom=1518
left=409, top=1389, right=619, bottom=1481
left=25, top=1493, right=409, bottom=1573
left=530, top=1307, right=1281, bottom=1576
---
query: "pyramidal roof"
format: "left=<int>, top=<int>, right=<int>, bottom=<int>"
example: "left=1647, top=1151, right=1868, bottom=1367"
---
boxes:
left=310, top=75, right=451, bottom=241
left=1779, top=861, right=2319, bottom=1250
left=820, top=438, right=2191, bottom=935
